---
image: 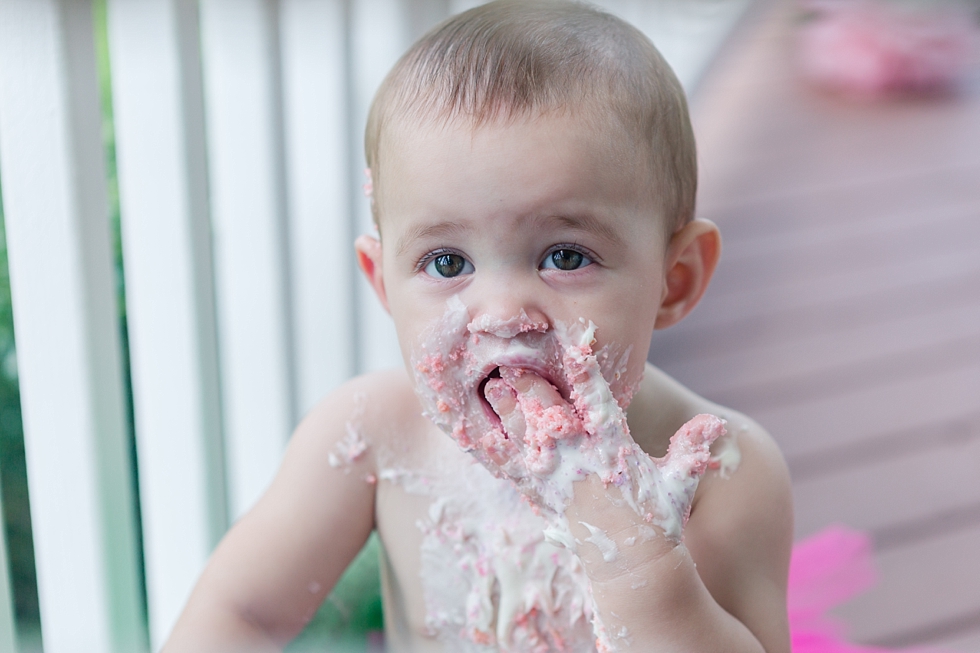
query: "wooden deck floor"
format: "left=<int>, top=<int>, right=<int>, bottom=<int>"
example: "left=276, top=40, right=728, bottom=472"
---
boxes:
left=648, top=3, right=980, bottom=650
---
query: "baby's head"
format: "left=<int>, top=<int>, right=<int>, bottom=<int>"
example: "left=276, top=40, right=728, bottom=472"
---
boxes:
left=356, top=0, right=719, bottom=410
left=365, top=0, right=697, bottom=236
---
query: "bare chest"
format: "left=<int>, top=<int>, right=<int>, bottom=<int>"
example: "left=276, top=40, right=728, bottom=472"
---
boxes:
left=374, top=445, right=599, bottom=653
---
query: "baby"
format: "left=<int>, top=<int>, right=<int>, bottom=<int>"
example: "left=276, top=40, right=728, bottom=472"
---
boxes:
left=164, top=1, right=793, bottom=651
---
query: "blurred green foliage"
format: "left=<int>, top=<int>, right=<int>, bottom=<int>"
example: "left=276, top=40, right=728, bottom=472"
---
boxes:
left=0, top=170, right=41, bottom=645
left=287, top=534, right=385, bottom=652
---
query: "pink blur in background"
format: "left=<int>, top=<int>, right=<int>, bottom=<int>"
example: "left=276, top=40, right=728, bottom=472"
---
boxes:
left=797, top=0, right=978, bottom=97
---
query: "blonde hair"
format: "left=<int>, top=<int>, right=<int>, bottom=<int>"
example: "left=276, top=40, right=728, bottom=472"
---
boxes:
left=365, top=0, right=697, bottom=233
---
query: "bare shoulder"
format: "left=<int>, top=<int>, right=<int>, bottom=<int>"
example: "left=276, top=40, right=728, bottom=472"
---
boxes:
left=631, top=363, right=793, bottom=652
left=292, top=367, right=425, bottom=461
left=628, top=364, right=791, bottom=525
left=684, top=403, right=793, bottom=586
left=687, top=405, right=792, bottom=652
left=172, top=369, right=425, bottom=647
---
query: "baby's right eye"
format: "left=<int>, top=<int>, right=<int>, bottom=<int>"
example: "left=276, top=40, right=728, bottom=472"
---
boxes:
left=423, top=252, right=474, bottom=278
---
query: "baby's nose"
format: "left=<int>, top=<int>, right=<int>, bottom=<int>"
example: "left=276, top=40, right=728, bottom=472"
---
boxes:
left=466, top=309, right=550, bottom=338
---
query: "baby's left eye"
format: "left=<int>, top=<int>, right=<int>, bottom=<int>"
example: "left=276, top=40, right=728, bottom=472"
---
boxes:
left=423, top=252, right=474, bottom=278
left=541, top=248, right=593, bottom=271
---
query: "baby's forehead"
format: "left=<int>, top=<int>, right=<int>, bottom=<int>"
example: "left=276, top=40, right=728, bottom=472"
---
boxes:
left=377, top=112, right=656, bottom=213
left=373, top=111, right=668, bottom=245
left=378, top=107, right=646, bottom=174
left=376, top=111, right=664, bottom=229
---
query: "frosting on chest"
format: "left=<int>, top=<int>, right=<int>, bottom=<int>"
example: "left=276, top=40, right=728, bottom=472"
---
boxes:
left=381, top=460, right=597, bottom=652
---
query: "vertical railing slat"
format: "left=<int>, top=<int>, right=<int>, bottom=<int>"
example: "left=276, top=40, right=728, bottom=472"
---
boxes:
left=106, top=0, right=227, bottom=646
left=279, top=0, right=355, bottom=414
left=350, top=0, right=412, bottom=374
left=0, top=1, right=146, bottom=651
left=582, top=0, right=755, bottom=92
left=448, top=0, right=482, bottom=14
left=199, top=0, right=296, bottom=518
left=404, top=0, right=450, bottom=43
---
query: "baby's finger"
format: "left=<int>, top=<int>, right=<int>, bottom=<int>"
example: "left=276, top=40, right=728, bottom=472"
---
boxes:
left=499, top=367, right=564, bottom=408
left=484, top=378, right=527, bottom=444
left=659, top=414, right=727, bottom=480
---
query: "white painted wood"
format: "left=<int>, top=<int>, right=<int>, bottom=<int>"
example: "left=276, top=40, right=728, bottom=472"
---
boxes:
left=599, top=0, right=753, bottom=92
left=448, top=0, right=482, bottom=14
left=279, top=0, right=356, bottom=414
left=449, top=0, right=752, bottom=91
left=350, top=0, right=411, bottom=374
left=199, top=0, right=297, bottom=518
left=405, top=0, right=450, bottom=42
left=0, top=1, right=145, bottom=651
left=106, top=0, right=227, bottom=646
left=0, top=479, right=17, bottom=653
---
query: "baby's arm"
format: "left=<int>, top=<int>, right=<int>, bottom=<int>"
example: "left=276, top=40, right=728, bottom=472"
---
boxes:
left=163, top=375, right=385, bottom=653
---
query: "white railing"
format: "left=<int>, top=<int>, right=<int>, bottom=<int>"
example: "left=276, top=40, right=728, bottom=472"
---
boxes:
left=0, top=0, right=751, bottom=650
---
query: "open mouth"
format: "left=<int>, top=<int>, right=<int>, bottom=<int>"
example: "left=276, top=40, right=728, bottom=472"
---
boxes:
left=478, top=367, right=503, bottom=426
left=476, top=364, right=572, bottom=425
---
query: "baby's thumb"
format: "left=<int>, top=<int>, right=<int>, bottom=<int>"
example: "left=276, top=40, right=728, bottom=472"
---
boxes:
left=659, top=414, right=726, bottom=481
left=484, top=378, right=527, bottom=444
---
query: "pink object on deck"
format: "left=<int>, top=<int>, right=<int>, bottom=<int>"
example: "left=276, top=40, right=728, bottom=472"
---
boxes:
left=788, top=525, right=941, bottom=652
left=797, top=0, right=977, bottom=97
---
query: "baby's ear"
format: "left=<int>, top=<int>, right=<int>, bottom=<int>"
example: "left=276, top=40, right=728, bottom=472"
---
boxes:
left=655, top=218, right=721, bottom=330
left=354, top=234, right=390, bottom=314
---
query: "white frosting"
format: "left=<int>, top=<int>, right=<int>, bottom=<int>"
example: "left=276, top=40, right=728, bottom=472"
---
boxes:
left=579, top=522, right=619, bottom=563
left=380, top=458, right=597, bottom=651
left=466, top=306, right=550, bottom=339
left=328, top=393, right=369, bottom=469
left=709, top=430, right=742, bottom=479
left=406, top=297, right=728, bottom=651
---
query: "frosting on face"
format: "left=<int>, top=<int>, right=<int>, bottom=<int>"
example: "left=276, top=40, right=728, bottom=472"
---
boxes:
left=466, top=309, right=550, bottom=339
left=407, top=296, right=727, bottom=651
left=411, top=296, right=636, bottom=471
left=411, top=297, right=721, bottom=537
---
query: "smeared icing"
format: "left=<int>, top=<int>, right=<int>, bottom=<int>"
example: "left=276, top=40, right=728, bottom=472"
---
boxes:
left=407, top=296, right=727, bottom=651
left=578, top=522, right=618, bottom=563
left=466, top=309, right=550, bottom=339
left=328, top=393, right=369, bottom=470
left=380, top=459, right=596, bottom=652
left=708, top=429, right=742, bottom=479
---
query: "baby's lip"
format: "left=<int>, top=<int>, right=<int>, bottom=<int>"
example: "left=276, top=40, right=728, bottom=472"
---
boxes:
left=466, top=311, right=550, bottom=338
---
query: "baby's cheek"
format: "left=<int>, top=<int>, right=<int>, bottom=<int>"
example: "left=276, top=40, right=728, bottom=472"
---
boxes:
left=590, top=336, right=644, bottom=410
left=613, top=367, right=643, bottom=409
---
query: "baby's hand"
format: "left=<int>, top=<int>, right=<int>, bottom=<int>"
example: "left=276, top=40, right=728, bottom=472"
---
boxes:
left=485, top=365, right=725, bottom=547
left=484, top=369, right=585, bottom=472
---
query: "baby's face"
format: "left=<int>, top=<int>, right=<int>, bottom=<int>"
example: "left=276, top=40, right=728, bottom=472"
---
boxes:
left=373, top=112, right=670, bottom=406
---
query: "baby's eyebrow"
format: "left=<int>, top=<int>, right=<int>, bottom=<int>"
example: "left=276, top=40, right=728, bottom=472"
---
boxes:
left=542, top=213, right=624, bottom=247
left=396, top=221, right=467, bottom=256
